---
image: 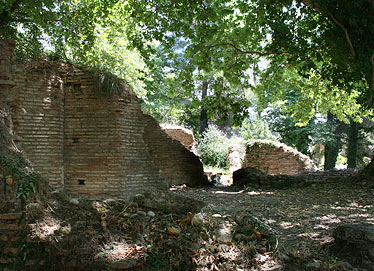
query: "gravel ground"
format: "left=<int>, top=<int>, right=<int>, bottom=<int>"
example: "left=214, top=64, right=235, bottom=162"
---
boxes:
left=172, top=180, right=374, bottom=270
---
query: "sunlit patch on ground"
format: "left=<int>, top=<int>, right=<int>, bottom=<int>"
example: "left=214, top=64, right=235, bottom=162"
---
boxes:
left=173, top=182, right=374, bottom=269
left=247, top=191, right=275, bottom=195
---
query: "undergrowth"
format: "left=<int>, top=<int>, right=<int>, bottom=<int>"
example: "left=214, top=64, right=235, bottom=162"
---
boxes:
left=0, top=154, right=39, bottom=201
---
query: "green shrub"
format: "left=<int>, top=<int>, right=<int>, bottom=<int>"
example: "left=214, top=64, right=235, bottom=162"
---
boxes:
left=197, top=126, right=233, bottom=168
left=239, top=118, right=277, bottom=141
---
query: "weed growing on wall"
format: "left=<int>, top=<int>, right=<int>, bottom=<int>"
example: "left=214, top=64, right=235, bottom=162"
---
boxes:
left=88, top=69, right=129, bottom=97
left=0, top=154, right=39, bottom=201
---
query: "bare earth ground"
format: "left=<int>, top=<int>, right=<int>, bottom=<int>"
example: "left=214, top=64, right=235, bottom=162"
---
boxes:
left=172, top=181, right=374, bottom=270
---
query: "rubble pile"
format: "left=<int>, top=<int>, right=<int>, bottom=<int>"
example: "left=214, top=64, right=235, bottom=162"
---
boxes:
left=24, top=191, right=281, bottom=270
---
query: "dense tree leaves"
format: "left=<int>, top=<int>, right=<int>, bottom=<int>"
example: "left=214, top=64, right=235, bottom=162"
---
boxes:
left=126, top=0, right=374, bottom=123
left=1, top=0, right=373, bottom=127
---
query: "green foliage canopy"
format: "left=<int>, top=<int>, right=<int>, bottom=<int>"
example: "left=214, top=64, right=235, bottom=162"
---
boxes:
left=1, top=0, right=374, bottom=125
left=126, top=0, right=374, bottom=122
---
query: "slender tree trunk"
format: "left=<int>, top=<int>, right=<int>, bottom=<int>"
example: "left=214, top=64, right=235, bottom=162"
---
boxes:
left=324, top=112, right=344, bottom=170
left=199, top=80, right=209, bottom=136
left=347, top=118, right=358, bottom=168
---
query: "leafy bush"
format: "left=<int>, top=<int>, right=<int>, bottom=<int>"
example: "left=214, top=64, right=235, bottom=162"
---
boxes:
left=197, top=126, right=235, bottom=168
left=239, top=118, right=277, bottom=141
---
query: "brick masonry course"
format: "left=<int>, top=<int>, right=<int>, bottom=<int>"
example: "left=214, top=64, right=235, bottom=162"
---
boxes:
left=244, top=140, right=316, bottom=175
left=1, top=39, right=204, bottom=199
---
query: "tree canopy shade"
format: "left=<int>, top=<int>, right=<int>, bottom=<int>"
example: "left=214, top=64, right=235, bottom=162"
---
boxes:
left=127, top=0, right=374, bottom=123
left=0, top=0, right=122, bottom=61
left=1, top=0, right=374, bottom=125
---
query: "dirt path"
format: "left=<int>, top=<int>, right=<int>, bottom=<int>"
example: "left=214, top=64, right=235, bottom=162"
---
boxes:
left=172, top=181, right=374, bottom=270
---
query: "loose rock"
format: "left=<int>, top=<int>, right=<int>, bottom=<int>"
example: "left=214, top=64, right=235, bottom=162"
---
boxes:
left=69, top=198, right=79, bottom=206
left=191, top=213, right=204, bottom=227
left=147, top=211, right=155, bottom=217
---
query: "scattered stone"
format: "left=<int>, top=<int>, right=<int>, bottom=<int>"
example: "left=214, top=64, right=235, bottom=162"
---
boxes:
left=92, top=201, right=108, bottom=214
left=191, top=213, right=204, bottom=227
left=212, top=214, right=222, bottom=218
left=133, top=194, right=145, bottom=205
left=216, top=223, right=233, bottom=244
left=5, top=176, right=12, bottom=185
left=147, top=211, right=155, bottom=217
left=333, top=223, right=374, bottom=268
left=167, top=226, right=180, bottom=235
left=69, top=198, right=79, bottom=206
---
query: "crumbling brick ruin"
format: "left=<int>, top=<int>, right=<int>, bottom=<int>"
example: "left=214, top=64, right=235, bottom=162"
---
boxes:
left=144, top=118, right=204, bottom=186
left=160, top=124, right=195, bottom=151
left=244, top=140, right=315, bottom=175
left=1, top=39, right=204, bottom=199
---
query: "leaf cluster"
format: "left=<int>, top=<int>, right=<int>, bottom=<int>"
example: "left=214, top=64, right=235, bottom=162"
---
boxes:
left=0, top=154, right=39, bottom=201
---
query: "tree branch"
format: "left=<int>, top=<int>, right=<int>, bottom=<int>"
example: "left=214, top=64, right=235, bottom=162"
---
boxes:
left=0, top=0, right=21, bottom=28
left=205, top=42, right=278, bottom=57
left=301, top=0, right=356, bottom=57
left=153, top=1, right=175, bottom=14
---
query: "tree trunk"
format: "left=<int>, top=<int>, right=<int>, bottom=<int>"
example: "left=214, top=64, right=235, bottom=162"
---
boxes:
left=199, top=80, right=209, bottom=136
left=324, top=112, right=344, bottom=170
left=347, top=118, right=358, bottom=168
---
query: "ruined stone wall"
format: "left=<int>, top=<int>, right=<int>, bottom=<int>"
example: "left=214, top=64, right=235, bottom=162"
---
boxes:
left=11, top=63, right=65, bottom=188
left=160, top=124, right=195, bottom=150
left=12, top=64, right=167, bottom=198
left=227, top=142, right=246, bottom=174
left=2, top=39, right=204, bottom=198
left=244, top=141, right=315, bottom=175
left=143, top=116, right=204, bottom=186
left=62, top=71, right=126, bottom=197
left=63, top=71, right=167, bottom=197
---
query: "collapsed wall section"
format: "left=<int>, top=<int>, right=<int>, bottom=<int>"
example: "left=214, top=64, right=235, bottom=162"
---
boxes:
left=143, top=115, right=205, bottom=186
left=3, top=40, right=204, bottom=197
left=9, top=59, right=168, bottom=198
left=63, top=72, right=126, bottom=197
left=11, top=62, right=65, bottom=188
left=63, top=71, right=167, bottom=198
left=244, top=140, right=315, bottom=175
left=160, top=124, right=195, bottom=150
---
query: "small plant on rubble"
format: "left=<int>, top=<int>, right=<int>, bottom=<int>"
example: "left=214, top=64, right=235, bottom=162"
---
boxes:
left=0, top=154, right=39, bottom=201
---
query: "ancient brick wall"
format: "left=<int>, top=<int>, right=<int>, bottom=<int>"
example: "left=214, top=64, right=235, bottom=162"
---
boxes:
left=244, top=141, right=315, bottom=175
left=143, top=116, right=205, bottom=186
left=0, top=40, right=17, bottom=153
left=227, top=141, right=246, bottom=173
left=160, top=124, right=195, bottom=150
left=1, top=42, right=206, bottom=198
left=10, top=63, right=169, bottom=198
left=63, top=71, right=167, bottom=197
left=63, top=71, right=126, bottom=197
left=11, top=63, right=65, bottom=188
